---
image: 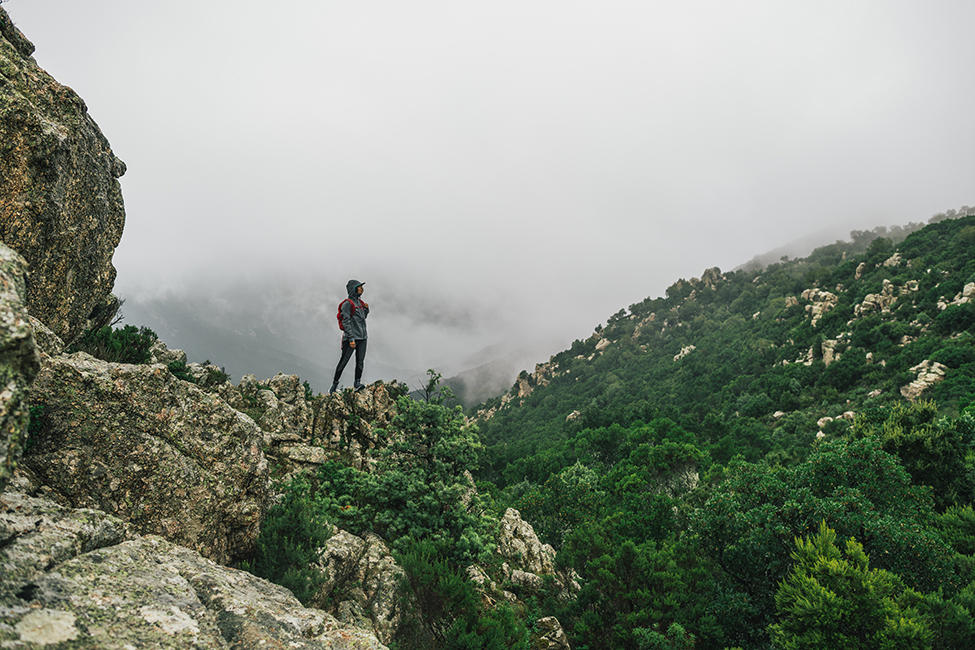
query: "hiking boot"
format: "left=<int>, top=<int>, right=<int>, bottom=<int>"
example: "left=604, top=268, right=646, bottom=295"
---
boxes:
left=354, top=383, right=365, bottom=392
left=329, top=382, right=339, bottom=394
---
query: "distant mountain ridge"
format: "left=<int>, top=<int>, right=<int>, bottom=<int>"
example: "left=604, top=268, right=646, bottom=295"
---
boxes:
left=478, top=213, right=975, bottom=473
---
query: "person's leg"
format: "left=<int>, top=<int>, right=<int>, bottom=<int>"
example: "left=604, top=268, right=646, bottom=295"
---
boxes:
left=353, top=339, right=367, bottom=387
left=332, top=339, right=354, bottom=389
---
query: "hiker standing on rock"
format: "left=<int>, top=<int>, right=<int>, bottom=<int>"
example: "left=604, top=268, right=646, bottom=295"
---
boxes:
left=331, top=279, right=369, bottom=393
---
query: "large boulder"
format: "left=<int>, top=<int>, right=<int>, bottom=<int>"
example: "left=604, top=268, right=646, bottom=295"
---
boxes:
left=496, top=508, right=580, bottom=601
left=0, top=243, right=39, bottom=493
left=310, top=527, right=416, bottom=645
left=0, top=490, right=386, bottom=649
left=900, top=360, right=948, bottom=401
left=0, top=7, right=126, bottom=343
left=23, top=353, right=269, bottom=564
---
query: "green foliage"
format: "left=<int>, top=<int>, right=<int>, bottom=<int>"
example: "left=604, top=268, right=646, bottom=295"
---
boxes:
left=395, top=540, right=530, bottom=649
left=937, top=505, right=975, bottom=555
left=769, top=521, right=933, bottom=649
left=562, top=536, right=704, bottom=650
left=167, top=360, right=194, bottom=382
left=690, top=436, right=965, bottom=645
left=248, top=379, right=501, bottom=647
left=167, top=359, right=231, bottom=389
left=851, top=402, right=975, bottom=510
left=239, top=476, right=331, bottom=604
left=67, top=324, right=158, bottom=363
left=473, top=216, right=975, bottom=648
left=311, top=391, right=491, bottom=565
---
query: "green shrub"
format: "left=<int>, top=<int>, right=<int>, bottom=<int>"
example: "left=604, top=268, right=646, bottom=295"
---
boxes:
left=395, top=539, right=530, bottom=650
left=67, top=324, right=158, bottom=364
left=769, top=521, right=933, bottom=649
left=239, top=476, right=331, bottom=604
left=168, top=360, right=230, bottom=389
left=167, top=360, right=194, bottom=382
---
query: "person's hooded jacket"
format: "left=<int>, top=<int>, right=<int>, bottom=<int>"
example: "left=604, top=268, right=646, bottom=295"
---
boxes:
left=340, top=280, right=369, bottom=341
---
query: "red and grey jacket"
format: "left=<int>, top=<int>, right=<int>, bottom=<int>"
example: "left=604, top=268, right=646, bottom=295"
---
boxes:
left=337, top=279, right=369, bottom=340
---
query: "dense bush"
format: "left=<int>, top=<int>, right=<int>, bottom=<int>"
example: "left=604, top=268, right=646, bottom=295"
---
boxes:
left=238, top=476, right=331, bottom=603
left=67, top=324, right=158, bottom=363
left=769, top=522, right=933, bottom=649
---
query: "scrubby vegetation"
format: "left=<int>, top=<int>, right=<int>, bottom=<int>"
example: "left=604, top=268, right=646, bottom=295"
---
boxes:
left=241, top=215, right=975, bottom=648
left=475, top=215, right=975, bottom=648
left=67, top=323, right=158, bottom=363
left=246, top=376, right=532, bottom=647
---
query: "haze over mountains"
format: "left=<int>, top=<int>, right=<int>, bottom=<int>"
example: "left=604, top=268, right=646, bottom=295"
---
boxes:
left=117, top=217, right=948, bottom=404
left=117, top=273, right=556, bottom=400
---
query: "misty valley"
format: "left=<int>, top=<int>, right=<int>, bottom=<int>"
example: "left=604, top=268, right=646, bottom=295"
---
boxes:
left=4, top=3, right=975, bottom=650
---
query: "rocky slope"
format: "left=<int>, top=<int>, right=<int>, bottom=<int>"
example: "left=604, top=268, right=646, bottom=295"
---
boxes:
left=0, top=9, right=125, bottom=343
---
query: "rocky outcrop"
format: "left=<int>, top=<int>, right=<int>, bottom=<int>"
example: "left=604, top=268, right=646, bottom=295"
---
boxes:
left=673, top=344, right=696, bottom=362
left=0, top=490, right=386, bottom=648
left=149, top=339, right=186, bottom=365
left=0, top=8, right=126, bottom=343
left=23, top=352, right=269, bottom=564
left=900, top=360, right=948, bottom=401
left=0, top=243, right=39, bottom=493
left=497, top=508, right=580, bottom=601
left=310, top=528, right=415, bottom=645
left=938, top=281, right=975, bottom=311
left=800, top=289, right=838, bottom=327
left=882, top=252, right=903, bottom=267
left=821, top=338, right=841, bottom=367
left=534, top=616, right=571, bottom=650
left=305, top=382, right=402, bottom=472
left=855, top=279, right=898, bottom=316
left=219, top=377, right=404, bottom=476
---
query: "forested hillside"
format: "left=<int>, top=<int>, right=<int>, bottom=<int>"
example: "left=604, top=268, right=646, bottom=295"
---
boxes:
left=476, top=215, right=975, bottom=649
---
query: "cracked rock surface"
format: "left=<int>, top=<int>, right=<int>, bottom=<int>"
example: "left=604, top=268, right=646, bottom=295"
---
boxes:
left=0, top=490, right=387, bottom=649
left=0, top=7, right=125, bottom=343
left=23, top=352, right=269, bottom=565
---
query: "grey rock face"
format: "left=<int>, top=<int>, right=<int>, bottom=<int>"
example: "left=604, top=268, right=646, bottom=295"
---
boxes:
left=0, top=243, right=39, bottom=493
left=23, top=352, right=269, bottom=564
left=27, top=315, right=63, bottom=357
left=497, top=508, right=580, bottom=601
left=218, top=378, right=403, bottom=478
left=149, top=339, right=187, bottom=365
left=0, top=490, right=387, bottom=649
left=534, top=616, right=571, bottom=650
left=0, top=7, right=125, bottom=343
left=310, top=528, right=416, bottom=645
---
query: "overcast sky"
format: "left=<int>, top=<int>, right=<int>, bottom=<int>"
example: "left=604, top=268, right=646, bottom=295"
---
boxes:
left=6, top=1, right=975, bottom=380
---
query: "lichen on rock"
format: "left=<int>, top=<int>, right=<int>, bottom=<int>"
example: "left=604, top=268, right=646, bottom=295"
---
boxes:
left=0, top=490, right=386, bottom=649
left=0, top=7, right=126, bottom=343
left=23, top=352, right=269, bottom=564
left=0, top=242, right=39, bottom=493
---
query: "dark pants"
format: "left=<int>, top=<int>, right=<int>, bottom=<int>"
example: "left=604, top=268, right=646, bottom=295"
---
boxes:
left=333, top=338, right=366, bottom=386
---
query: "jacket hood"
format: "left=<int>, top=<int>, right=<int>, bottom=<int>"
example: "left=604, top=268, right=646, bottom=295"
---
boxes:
left=346, top=280, right=364, bottom=299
